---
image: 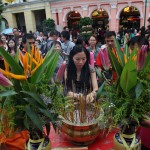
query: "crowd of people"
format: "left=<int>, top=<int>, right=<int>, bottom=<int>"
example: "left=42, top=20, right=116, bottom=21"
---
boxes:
left=0, top=26, right=150, bottom=149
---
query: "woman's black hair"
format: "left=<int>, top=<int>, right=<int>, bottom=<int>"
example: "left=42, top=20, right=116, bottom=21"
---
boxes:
left=66, top=45, right=91, bottom=92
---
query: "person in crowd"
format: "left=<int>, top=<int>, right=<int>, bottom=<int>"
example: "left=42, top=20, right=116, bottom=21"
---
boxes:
left=71, top=29, right=78, bottom=43
left=1, top=34, right=8, bottom=51
left=129, top=28, right=135, bottom=40
left=0, top=39, right=5, bottom=69
left=75, top=36, right=88, bottom=48
left=7, top=39, right=17, bottom=57
left=36, top=31, right=43, bottom=42
left=51, top=41, right=64, bottom=83
left=87, top=35, right=100, bottom=60
left=95, top=31, right=117, bottom=85
left=128, top=36, right=149, bottom=53
left=34, top=39, right=41, bottom=49
left=63, top=26, right=69, bottom=32
left=123, top=30, right=130, bottom=47
left=64, top=45, right=98, bottom=102
left=21, top=34, right=35, bottom=53
left=13, top=27, right=20, bottom=45
left=61, top=31, right=75, bottom=61
left=40, top=33, right=49, bottom=56
left=46, top=30, right=59, bottom=53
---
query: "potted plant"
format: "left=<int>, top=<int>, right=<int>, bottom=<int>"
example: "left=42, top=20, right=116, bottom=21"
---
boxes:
left=97, top=39, right=150, bottom=149
left=79, top=17, right=93, bottom=41
left=0, top=46, right=65, bottom=150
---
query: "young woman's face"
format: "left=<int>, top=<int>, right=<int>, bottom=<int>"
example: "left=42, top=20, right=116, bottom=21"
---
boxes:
left=88, top=36, right=97, bottom=46
left=73, top=51, right=87, bottom=69
left=54, top=43, right=61, bottom=51
left=8, top=40, right=15, bottom=48
left=1, top=36, right=6, bottom=42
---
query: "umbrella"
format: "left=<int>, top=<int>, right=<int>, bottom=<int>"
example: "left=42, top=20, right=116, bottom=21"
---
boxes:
left=1, top=28, right=14, bottom=35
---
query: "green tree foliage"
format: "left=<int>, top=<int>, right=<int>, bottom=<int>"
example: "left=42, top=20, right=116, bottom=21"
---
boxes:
left=43, top=18, right=55, bottom=33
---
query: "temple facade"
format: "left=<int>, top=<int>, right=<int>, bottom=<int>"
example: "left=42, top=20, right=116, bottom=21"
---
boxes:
left=50, top=0, right=150, bottom=32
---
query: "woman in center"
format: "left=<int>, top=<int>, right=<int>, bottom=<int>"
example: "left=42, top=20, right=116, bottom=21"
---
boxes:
left=64, top=45, right=98, bottom=102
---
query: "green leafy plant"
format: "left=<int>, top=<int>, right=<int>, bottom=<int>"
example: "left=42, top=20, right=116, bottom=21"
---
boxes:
left=97, top=39, right=150, bottom=128
left=0, top=46, right=64, bottom=139
left=43, top=18, right=55, bottom=33
left=79, top=17, right=93, bottom=40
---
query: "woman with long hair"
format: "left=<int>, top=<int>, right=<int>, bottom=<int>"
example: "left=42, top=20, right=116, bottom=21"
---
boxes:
left=65, top=45, right=98, bottom=102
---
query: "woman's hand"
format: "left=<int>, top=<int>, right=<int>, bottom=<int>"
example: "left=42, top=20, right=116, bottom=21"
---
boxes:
left=86, top=91, right=96, bottom=103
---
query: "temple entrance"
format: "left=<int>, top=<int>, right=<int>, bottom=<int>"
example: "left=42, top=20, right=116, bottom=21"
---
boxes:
left=91, top=9, right=109, bottom=30
left=119, top=6, right=140, bottom=30
left=91, top=9, right=109, bottom=44
left=67, top=11, right=81, bottom=30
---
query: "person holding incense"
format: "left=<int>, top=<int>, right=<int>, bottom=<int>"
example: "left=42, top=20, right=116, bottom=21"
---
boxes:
left=64, top=45, right=98, bottom=103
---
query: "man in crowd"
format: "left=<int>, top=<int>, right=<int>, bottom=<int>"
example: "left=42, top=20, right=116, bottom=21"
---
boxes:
left=46, top=30, right=59, bottom=53
left=13, top=27, right=20, bottom=45
left=61, top=31, right=75, bottom=61
left=95, top=31, right=117, bottom=85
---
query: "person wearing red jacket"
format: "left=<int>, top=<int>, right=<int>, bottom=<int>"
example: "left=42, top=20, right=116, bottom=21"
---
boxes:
left=95, top=31, right=117, bottom=85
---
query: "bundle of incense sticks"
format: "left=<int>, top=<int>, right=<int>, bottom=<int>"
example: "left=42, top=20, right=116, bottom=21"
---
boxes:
left=63, top=82, right=100, bottom=124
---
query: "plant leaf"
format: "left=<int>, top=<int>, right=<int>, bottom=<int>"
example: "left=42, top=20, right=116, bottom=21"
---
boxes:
left=25, top=106, right=43, bottom=131
left=95, top=67, right=102, bottom=78
left=114, top=37, right=125, bottom=66
left=124, top=44, right=129, bottom=58
left=96, top=82, right=105, bottom=99
left=0, top=47, right=23, bottom=74
left=108, top=47, right=122, bottom=78
left=135, top=82, right=144, bottom=99
left=39, top=108, right=55, bottom=121
left=0, top=90, right=17, bottom=97
left=45, top=51, right=59, bottom=81
left=30, top=47, right=55, bottom=84
left=24, top=98, right=46, bottom=109
left=21, top=91, right=47, bottom=108
left=24, top=115, right=29, bottom=130
left=120, top=61, right=137, bottom=93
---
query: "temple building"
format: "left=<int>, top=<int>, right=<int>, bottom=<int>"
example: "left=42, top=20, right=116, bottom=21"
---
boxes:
left=50, top=0, right=150, bottom=32
left=1, top=0, right=150, bottom=32
left=1, top=0, right=51, bottom=32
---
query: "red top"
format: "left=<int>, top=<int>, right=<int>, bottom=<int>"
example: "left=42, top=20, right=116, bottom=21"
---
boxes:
left=95, top=50, right=117, bottom=81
